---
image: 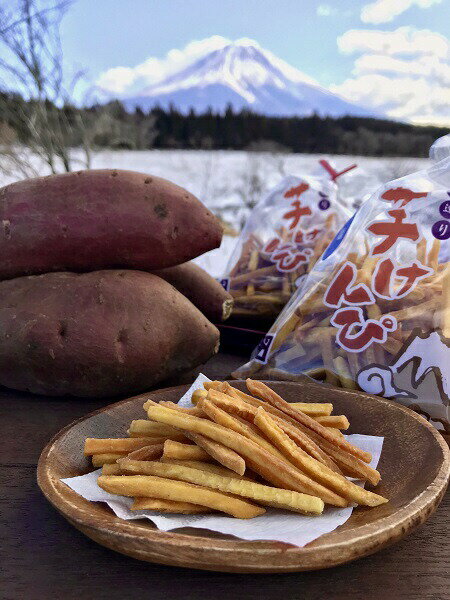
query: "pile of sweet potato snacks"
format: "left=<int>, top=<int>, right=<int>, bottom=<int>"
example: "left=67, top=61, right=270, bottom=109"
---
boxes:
left=84, top=380, right=387, bottom=518
left=228, top=215, right=338, bottom=320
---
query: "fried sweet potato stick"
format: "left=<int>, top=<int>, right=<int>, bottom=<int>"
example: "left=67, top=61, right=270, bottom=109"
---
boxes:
left=289, top=402, right=333, bottom=416
left=191, top=389, right=208, bottom=404
left=297, top=284, right=326, bottom=314
left=271, top=314, right=301, bottom=353
left=302, top=367, right=327, bottom=380
left=235, top=294, right=287, bottom=306
left=159, top=459, right=251, bottom=480
left=84, top=438, right=161, bottom=455
left=125, top=443, right=164, bottom=461
left=254, top=408, right=387, bottom=506
left=326, top=427, right=345, bottom=439
left=348, top=352, right=360, bottom=378
left=230, top=265, right=278, bottom=286
left=367, top=304, right=382, bottom=319
left=246, top=249, right=259, bottom=295
left=318, top=331, right=340, bottom=386
left=119, top=460, right=324, bottom=515
left=246, top=380, right=372, bottom=463
left=295, top=318, right=319, bottom=334
left=162, top=439, right=210, bottom=462
left=387, top=298, right=438, bottom=322
left=102, top=463, right=122, bottom=475
left=146, top=404, right=347, bottom=506
left=143, top=399, right=203, bottom=417
left=314, top=415, right=350, bottom=429
left=158, top=401, right=204, bottom=416
left=130, top=497, right=210, bottom=513
left=333, top=357, right=357, bottom=390
left=382, top=337, right=403, bottom=355
left=205, top=389, right=258, bottom=420
left=183, top=431, right=246, bottom=476
left=417, top=237, right=427, bottom=263
left=98, top=475, right=265, bottom=519
left=428, top=239, right=440, bottom=271
left=91, top=453, right=125, bottom=467
left=128, top=420, right=187, bottom=441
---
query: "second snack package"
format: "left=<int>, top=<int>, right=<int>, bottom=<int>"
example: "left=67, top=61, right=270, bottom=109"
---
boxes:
left=221, top=161, right=355, bottom=322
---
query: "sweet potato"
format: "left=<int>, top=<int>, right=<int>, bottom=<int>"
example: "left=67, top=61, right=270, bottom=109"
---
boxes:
left=0, top=270, right=219, bottom=397
left=0, top=170, right=222, bottom=279
left=152, top=262, right=233, bottom=322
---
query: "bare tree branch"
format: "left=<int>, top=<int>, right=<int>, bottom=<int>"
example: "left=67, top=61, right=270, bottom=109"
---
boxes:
left=0, top=0, right=70, bottom=35
left=0, top=0, right=91, bottom=176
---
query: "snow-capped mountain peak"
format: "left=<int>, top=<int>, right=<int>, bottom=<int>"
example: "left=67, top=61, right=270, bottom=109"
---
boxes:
left=121, top=38, right=376, bottom=118
left=143, top=41, right=317, bottom=100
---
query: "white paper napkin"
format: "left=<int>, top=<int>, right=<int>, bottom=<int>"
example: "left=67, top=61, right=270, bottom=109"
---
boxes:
left=62, top=374, right=384, bottom=547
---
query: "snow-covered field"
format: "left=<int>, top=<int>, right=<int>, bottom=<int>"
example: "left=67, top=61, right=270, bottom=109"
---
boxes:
left=0, top=149, right=429, bottom=277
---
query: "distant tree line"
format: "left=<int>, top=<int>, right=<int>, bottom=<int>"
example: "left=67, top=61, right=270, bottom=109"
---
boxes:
left=1, top=91, right=448, bottom=158
left=152, top=105, right=448, bottom=157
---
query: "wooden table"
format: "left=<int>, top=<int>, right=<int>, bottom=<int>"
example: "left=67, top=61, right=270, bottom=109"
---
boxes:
left=1, top=352, right=449, bottom=600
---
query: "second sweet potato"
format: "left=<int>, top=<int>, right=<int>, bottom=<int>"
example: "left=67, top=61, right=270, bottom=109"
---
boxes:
left=152, top=262, right=233, bottom=322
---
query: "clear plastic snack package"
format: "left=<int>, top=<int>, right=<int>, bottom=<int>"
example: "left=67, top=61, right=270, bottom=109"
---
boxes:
left=235, top=150, right=450, bottom=433
left=220, top=161, right=356, bottom=322
left=430, top=133, right=450, bottom=163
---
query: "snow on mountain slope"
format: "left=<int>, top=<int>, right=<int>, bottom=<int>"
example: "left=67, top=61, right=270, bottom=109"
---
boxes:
left=122, top=39, right=377, bottom=118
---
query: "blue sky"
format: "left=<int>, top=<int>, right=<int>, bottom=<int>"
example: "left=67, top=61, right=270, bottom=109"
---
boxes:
left=61, top=0, right=360, bottom=87
left=5, top=0, right=449, bottom=125
left=57, top=0, right=449, bottom=126
left=61, top=0, right=448, bottom=88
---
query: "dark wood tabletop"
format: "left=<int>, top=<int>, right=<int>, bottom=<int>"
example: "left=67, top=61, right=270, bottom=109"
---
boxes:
left=1, top=352, right=449, bottom=600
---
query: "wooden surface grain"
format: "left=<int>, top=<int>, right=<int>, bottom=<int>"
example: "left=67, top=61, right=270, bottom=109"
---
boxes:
left=1, top=352, right=449, bottom=599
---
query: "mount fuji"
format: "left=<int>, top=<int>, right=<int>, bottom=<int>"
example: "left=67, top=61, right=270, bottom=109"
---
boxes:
left=121, top=39, right=376, bottom=118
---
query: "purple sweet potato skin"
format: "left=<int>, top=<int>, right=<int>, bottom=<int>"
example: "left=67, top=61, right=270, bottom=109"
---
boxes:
left=0, top=169, right=222, bottom=279
left=0, top=270, right=219, bottom=397
left=152, top=262, right=233, bottom=322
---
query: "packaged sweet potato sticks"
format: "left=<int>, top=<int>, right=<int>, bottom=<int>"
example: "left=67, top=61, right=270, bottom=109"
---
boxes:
left=235, top=144, right=450, bottom=433
left=221, top=161, right=356, bottom=321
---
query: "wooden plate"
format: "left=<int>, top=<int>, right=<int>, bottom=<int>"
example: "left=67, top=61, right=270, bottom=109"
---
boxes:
left=37, top=380, right=450, bottom=573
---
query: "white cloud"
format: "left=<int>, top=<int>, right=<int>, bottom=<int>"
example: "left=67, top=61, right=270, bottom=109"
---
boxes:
left=96, top=35, right=236, bottom=95
left=353, top=53, right=450, bottom=84
left=332, top=26, right=450, bottom=126
left=337, top=26, right=449, bottom=58
left=361, top=0, right=442, bottom=24
left=95, top=67, right=140, bottom=95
